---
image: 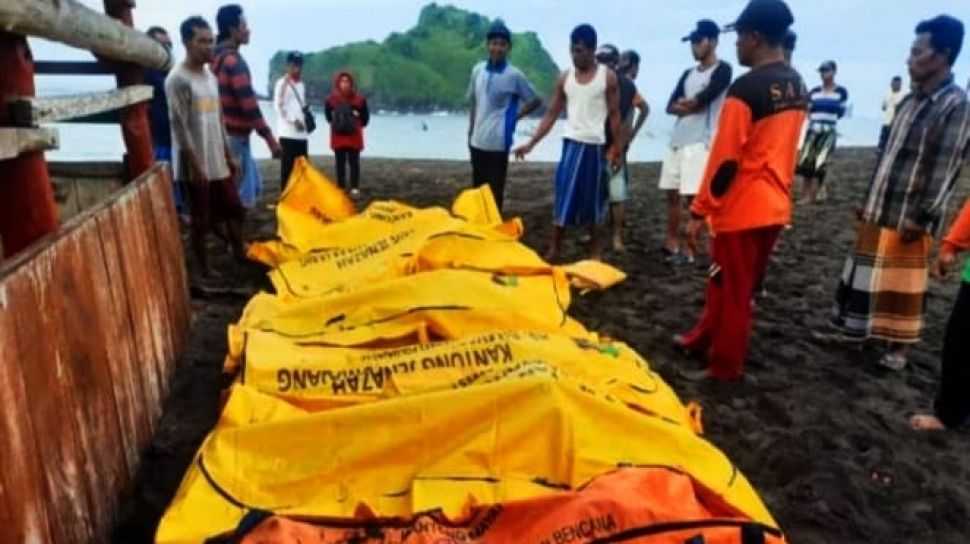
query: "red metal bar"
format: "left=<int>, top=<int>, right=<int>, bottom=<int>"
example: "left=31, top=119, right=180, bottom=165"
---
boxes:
left=104, top=0, right=154, bottom=182
left=0, top=32, right=59, bottom=258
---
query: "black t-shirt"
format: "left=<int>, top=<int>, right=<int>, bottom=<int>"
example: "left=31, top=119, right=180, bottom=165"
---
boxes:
left=605, top=70, right=637, bottom=148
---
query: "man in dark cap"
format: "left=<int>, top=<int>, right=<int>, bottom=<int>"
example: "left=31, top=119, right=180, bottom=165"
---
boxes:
left=596, top=43, right=640, bottom=251
left=675, top=0, right=808, bottom=381
left=466, top=19, right=542, bottom=211
left=783, top=30, right=796, bottom=64
left=797, top=59, right=849, bottom=204
left=658, top=19, right=733, bottom=266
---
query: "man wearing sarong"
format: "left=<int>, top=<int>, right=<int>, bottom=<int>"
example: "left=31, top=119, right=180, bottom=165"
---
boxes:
left=674, top=0, right=807, bottom=381
left=514, top=24, right=623, bottom=262
left=829, top=14, right=969, bottom=371
left=797, top=60, right=848, bottom=204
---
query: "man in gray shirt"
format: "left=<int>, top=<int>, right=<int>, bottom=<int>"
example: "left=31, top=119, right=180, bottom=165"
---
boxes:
left=659, top=19, right=733, bottom=265
left=467, top=20, right=542, bottom=211
left=167, top=16, right=244, bottom=280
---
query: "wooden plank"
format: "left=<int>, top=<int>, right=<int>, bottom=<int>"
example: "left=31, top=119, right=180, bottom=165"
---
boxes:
left=34, top=60, right=117, bottom=75
left=45, top=222, right=131, bottom=538
left=132, top=178, right=177, bottom=398
left=6, top=260, right=96, bottom=543
left=143, top=166, right=190, bottom=368
left=107, top=188, right=165, bottom=427
left=0, top=127, right=58, bottom=160
left=0, top=0, right=171, bottom=70
left=8, top=85, right=153, bottom=125
left=0, top=278, right=55, bottom=544
left=49, top=161, right=125, bottom=178
left=93, top=211, right=153, bottom=475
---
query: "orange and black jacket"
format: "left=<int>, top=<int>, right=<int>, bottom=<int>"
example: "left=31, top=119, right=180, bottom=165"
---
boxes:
left=691, top=61, right=808, bottom=233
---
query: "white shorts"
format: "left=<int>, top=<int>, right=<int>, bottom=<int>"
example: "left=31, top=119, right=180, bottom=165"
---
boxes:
left=658, top=142, right=710, bottom=196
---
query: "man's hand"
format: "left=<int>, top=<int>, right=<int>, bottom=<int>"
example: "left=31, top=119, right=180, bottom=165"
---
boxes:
left=268, top=136, right=282, bottom=159
left=680, top=98, right=699, bottom=113
left=295, top=119, right=306, bottom=132
left=227, top=157, right=241, bottom=184
left=189, top=160, right=207, bottom=186
left=513, top=142, right=534, bottom=161
left=933, top=249, right=957, bottom=279
left=901, top=218, right=926, bottom=243
left=606, top=145, right=622, bottom=170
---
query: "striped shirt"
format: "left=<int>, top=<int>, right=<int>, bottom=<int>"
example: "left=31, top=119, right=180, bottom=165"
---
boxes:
left=212, top=44, right=272, bottom=140
left=807, top=85, right=848, bottom=127
left=861, top=76, right=970, bottom=237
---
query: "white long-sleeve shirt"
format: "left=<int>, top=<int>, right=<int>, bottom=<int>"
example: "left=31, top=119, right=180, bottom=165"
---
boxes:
left=274, top=76, right=308, bottom=140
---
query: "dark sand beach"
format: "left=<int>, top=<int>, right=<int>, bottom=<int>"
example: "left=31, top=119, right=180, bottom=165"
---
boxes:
left=113, top=148, right=970, bottom=543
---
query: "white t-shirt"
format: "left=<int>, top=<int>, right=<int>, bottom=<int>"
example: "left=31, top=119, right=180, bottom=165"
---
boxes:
left=274, top=76, right=308, bottom=140
left=563, top=64, right=608, bottom=145
left=165, top=64, right=229, bottom=181
left=882, top=89, right=906, bottom=126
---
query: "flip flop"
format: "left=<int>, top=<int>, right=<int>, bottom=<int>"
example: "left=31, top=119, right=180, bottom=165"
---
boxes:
left=878, top=352, right=908, bottom=371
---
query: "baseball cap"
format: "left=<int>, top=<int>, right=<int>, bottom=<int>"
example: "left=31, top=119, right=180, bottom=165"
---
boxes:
left=595, top=43, right=620, bottom=64
left=286, top=51, right=304, bottom=65
left=682, top=19, right=721, bottom=42
left=724, top=0, right=794, bottom=37
left=486, top=20, right=512, bottom=43
left=818, top=60, right=837, bottom=72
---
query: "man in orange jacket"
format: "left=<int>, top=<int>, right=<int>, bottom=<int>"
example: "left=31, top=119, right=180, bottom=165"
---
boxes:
left=911, top=198, right=970, bottom=430
left=674, top=0, right=807, bottom=381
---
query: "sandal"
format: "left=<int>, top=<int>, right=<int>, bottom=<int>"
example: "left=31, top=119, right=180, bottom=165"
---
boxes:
left=878, top=352, right=907, bottom=371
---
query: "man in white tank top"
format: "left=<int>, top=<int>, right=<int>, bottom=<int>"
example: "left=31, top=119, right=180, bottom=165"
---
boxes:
left=513, top=24, right=624, bottom=262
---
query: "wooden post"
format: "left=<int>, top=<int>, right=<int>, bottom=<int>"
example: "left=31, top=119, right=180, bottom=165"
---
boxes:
left=104, top=0, right=154, bottom=182
left=0, top=32, right=59, bottom=258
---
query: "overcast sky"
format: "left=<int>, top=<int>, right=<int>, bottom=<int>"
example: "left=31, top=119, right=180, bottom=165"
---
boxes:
left=31, top=0, right=970, bottom=118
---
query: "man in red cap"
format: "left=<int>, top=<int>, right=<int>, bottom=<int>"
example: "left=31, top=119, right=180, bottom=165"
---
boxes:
left=675, top=0, right=808, bottom=381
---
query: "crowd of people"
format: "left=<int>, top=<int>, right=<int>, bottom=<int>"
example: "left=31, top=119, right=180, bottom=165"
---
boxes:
left=143, top=0, right=970, bottom=433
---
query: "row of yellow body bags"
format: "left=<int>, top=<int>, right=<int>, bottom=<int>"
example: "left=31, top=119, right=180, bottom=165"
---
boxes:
left=157, top=158, right=786, bottom=544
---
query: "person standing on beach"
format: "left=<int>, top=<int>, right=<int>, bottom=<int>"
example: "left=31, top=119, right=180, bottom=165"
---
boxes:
left=673, top=0, right=807, bottom=382
left=911, top=198, right=970, bottom=431
left=325, top=72, right=370, bottom=197
left=613, top=49, right=651, bottom=252
left=166, top=16, right=245, bottom=280
left=620, top=50, right=651, bottom=150
left=213, top=4, right=282, bottom=209
left=878, top=76, right=906, bottom=152
left=466, top=20, right=542, bottom=211
left=658, top=19, right=733, bottom=266
left=782, top=30, right=796, bottom=64
left=273, top=51, right=309, bottom=191
left=796, top=60, right=848, bottom=204
left=513, top=24, right=623, bottom=262
left=595, top=44, right=638, bottom=252
left=828, top=15, right=969, bottom=371
left=146, top=26, right=186, bottom=216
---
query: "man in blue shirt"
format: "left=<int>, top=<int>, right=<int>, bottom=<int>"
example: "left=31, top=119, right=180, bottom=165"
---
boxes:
left=467, top=20, right=542, bottom=211
left=146, top=26, right=186, bottom=215
left=797, top=60, right=849, bottom=204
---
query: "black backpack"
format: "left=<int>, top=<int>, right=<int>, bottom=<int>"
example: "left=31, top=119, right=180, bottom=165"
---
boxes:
left=331, top=102, right=357, bottom=135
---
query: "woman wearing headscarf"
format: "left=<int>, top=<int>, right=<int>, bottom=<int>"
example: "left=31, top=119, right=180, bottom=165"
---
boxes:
left=325, top=71, right=370, bottom=196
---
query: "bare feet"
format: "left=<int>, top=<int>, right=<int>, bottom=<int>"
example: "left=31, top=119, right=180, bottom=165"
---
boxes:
left=910, top=414, right=946, bottom=431
left=612, top=235, right=625, bottom=253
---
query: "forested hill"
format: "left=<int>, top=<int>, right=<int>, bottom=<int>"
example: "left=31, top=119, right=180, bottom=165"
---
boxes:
left=268, top=3, right=560, bottom=112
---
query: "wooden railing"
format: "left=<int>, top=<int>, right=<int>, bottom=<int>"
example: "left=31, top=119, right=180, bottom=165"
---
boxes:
left=0, top=2, right=190, bottom=542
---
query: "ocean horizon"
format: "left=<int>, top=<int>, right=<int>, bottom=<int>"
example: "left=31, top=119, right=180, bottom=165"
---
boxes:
left=46, top=100, right=884, bottom=164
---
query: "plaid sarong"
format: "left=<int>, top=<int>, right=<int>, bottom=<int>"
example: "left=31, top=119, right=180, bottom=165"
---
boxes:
left=831, top=222, right=931, bottom=343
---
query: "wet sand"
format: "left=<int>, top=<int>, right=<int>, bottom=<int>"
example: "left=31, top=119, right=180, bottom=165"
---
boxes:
left=113, top=148, right=970, bottom=543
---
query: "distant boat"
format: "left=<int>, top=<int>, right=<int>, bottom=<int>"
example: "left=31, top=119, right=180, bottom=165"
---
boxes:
left=431, top=110, right=449, bottom=117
